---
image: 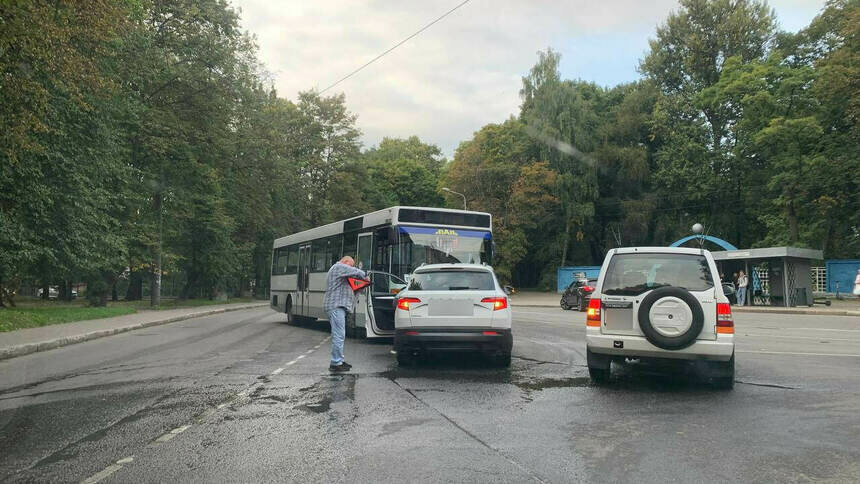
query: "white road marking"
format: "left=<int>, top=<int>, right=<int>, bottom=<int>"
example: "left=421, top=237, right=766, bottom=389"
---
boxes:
left=739, top=333, right=860, bottom=342
left=738, top=350, right=860, bottom=357
left=82, top=464, right=124, bottom=484
left=286, top=360, right=297, bottom=366
left=297, top=355, right=306, bottom=359
left=305, top=349, right=314, bottom=354
left=116, top=457, right=134, bottom=465
left=271, top=368, right=284, bottom=375
left=154, top=424, right=192, bottom=443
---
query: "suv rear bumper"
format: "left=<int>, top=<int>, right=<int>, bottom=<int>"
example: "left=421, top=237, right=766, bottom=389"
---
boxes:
left=587, top=333, right=734, bottom=361
left=395, top=327, right=512, bottom=354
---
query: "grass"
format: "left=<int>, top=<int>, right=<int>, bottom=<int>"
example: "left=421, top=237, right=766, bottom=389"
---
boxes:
left=0, top=297, right=259, bottom=333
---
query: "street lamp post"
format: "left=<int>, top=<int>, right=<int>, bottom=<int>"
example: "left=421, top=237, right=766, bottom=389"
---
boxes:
left=441, top=187, right=466, bottom=210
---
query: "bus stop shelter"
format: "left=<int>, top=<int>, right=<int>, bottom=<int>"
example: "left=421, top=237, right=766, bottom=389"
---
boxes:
left=711, top=247, right=823, bottom=307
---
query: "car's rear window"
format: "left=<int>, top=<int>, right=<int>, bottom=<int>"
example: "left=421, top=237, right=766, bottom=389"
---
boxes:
left=408, top=270, right=495, bottom=291
left=602, top=253, right=714, bottom=296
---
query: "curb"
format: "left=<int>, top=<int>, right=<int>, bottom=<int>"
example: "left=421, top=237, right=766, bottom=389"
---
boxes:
left=0, top=303, right=269, bottom=362
left=510, top=303, right=860, bottom=317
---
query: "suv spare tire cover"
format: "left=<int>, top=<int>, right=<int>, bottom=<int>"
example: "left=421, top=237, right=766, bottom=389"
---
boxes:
left=637, top=286, right=704, bottom=350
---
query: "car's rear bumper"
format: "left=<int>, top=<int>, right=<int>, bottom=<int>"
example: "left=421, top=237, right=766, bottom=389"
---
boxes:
left=395, top=327, right=512, bottom=354
left=587, top=332, right=734, bottom=361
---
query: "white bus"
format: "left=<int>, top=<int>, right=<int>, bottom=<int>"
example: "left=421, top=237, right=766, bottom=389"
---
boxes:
left=270, top=206, right=493, bottom=338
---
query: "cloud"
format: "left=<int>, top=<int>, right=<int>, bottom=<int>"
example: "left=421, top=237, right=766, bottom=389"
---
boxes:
left=233, top=0, right=824, bottom=157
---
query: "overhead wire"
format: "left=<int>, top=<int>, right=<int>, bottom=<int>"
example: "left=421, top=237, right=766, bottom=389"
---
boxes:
left=319, top=0, right=472, bottom=93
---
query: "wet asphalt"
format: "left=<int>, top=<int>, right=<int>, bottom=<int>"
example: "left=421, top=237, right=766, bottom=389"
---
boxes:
left=1, top=307, right=859, bottom=483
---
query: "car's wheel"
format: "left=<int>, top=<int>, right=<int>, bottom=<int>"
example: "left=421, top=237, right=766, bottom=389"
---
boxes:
left=560, top=299, right=572, bottom=310
left=587, top=347, right=611, bottom=384
left=397, top=351, right=416, bottom=367
left=577, top=297, right=586, bottom=312
left=711, top=353, right=735, bottom=390
left=637, top=286, right=704, bottom=351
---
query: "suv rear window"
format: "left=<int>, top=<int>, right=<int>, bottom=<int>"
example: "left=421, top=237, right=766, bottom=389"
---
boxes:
left=408, top=270, right=495, bottom=291
left=602, top=253, right=714, bottom=296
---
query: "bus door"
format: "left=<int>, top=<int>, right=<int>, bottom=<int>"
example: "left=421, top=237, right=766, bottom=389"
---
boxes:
left=297, top=244, right=311, bottom=315
left=355, top=233, right=382, bottom=335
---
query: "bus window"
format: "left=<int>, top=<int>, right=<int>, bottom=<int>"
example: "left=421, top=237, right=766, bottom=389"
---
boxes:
left=272, top=247, right=290, bottom=275
left=342, top=233, right=357, bottom=260
left=329, top=234, right=343, bottom=265
left=312, top=239, right=329, bottom=272
left=286, top=246, right=298, bottom=274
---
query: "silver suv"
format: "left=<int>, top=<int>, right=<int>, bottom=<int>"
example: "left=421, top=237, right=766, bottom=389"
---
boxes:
left=585, top=247, right=735, bottom=388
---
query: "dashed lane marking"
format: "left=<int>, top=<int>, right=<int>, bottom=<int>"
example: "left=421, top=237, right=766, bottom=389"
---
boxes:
left=81, top=456, right=133, bottom=484
left=271, top=367, right=284, bottom=375
left=738, top=350, right=860, bottom=357
left=154, top=424, right=192, bottom=443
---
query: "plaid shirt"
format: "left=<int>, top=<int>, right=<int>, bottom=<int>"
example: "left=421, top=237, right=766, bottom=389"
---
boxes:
left=323, top=263, right=367, bottom=313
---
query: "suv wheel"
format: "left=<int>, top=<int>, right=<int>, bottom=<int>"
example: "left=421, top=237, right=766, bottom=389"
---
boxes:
left=711, top=353, right=735, bottom=390
left=587, top=347, right=611, bottom=383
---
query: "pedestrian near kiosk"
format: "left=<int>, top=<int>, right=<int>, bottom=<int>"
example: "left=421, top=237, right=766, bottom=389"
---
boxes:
left=737, top=270, right=749, bottom=306
left=323, top=256, right=367, bottom=373
left=853, top=268, right=860, bottom=299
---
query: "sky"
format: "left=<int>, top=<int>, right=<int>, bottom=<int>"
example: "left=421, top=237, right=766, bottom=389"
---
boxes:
left=234, top=0, right=826, bottom=158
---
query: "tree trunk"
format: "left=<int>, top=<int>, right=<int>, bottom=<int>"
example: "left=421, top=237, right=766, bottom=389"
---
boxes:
left=125, top=271, right=142, bottom=300
left=111, top=281, right=118, bottom=302
left=560, top=218, right=572, bottom=267
left=787, top=200, right=799, bottom=244
left=150, top=191, right=162, bottom=307
left=41, top=282, right=49, bottom=300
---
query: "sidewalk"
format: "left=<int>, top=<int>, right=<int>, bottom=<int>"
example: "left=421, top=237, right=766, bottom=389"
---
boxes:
left=509, top=291, right=860, bottom=317
left=0, top=302, right=269, bottom=361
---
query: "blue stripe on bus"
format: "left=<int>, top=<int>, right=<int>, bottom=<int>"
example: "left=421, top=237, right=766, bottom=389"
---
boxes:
left=398, top=226, right=491, bottom=239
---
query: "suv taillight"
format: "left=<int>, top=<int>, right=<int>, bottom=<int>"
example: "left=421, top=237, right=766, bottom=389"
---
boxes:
left=586, top=298, right=601, bottom=327
left=716, top=302, right=733, bottom=334
left=397, top=297, right=421, bottom=311
left=481, top=297, right=508, bottom=311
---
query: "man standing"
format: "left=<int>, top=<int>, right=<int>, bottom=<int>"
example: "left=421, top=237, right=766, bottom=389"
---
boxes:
left=323, top=256, right=367, bottom=372
left=737, top=270, right=749, bottom=306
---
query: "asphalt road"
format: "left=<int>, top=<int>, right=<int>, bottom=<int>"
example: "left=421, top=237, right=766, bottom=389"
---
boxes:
left=1, top=307, right=859, bottom=483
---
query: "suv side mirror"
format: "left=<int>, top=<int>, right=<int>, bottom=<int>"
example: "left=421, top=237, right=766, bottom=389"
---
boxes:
left=722, top=284, right=735, bottom=296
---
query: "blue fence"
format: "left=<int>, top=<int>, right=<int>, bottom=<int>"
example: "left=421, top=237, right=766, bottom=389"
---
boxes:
left=826, top=259, right=860, bottom=294
left=557, top=266, right=602, bottom=293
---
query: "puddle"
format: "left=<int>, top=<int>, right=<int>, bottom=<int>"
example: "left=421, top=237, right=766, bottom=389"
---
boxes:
left=514, top=376, right=592, bottom=391
left=294, top=374, right=356, bottom=414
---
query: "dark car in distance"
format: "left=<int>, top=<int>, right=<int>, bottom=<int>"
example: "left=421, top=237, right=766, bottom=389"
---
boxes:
left=560, top=278, right=596, bottom=311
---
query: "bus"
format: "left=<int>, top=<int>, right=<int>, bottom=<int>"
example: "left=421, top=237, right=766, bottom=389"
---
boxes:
left=270, top=206, right=493, bottom=338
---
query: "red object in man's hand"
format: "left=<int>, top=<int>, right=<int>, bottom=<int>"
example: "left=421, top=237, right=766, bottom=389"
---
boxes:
left=348, top=277, right=371, bottom=292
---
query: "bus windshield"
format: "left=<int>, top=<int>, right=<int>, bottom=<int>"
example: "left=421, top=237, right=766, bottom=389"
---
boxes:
left=398, top=226, right=491, bottom=273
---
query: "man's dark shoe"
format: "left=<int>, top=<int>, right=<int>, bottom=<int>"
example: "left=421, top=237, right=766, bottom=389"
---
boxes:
left=340, top=361, right=352, bottom=370
left=329, top=363, right=350, bottom=373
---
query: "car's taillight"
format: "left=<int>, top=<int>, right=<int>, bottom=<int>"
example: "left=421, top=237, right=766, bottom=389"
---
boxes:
left=481, top=297, right=508, bottom=311
left=482, top=331, right=500, bottom=336
left=586, top=298, right=601, bottom=327
left=583, top=286, right=594, bottom=292
left=716, top=302, right=734, bottom=334
left=397, top=297, right=421, bottom=311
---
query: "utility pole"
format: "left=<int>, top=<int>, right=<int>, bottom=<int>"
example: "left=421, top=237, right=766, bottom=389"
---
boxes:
left=442, top=187, right=467, bottom=210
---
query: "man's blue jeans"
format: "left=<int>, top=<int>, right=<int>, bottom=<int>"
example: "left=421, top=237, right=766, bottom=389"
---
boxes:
left=737, top=287, right=747, bottom=306
left=327, top=307, right=346, bottom=365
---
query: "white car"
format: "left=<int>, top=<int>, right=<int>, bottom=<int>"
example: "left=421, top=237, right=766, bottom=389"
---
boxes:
left=585, top=247, right=735, bottom=388
left=394, top=264, right=512, bottom=366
